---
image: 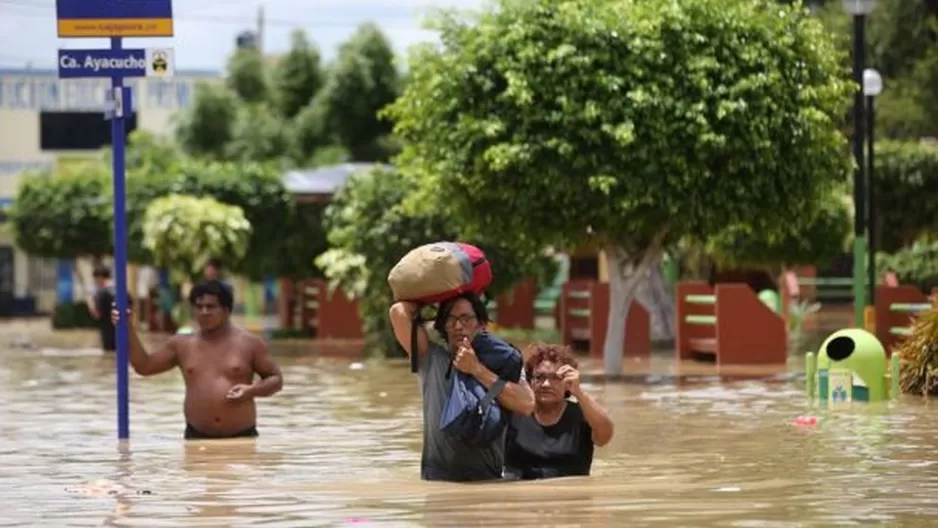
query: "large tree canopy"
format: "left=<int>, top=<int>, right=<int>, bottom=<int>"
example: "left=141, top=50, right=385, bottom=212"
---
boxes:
left=386, top=0, right=854, bottom=373
left=304, top=23, right=401, bottom=162
left=174, top=24, right=400, bottom=166
left=707, top=187, right=853, bottom=271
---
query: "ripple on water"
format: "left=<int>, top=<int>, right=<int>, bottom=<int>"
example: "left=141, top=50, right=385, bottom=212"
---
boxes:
left=2, top=348, right=938, bottom=527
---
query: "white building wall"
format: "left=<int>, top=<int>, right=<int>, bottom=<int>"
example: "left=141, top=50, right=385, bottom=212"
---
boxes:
left=0, top=69, right=221, bottom=312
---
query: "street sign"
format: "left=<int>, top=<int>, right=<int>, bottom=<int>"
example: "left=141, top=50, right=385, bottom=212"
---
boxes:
left=58, top=48, right=175, bottom=79
left=54, top=0, right=175, bottom=443
left=56, top=0, right=174, bottom=38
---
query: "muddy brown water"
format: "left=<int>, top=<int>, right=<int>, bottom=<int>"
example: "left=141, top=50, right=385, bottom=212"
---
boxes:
left=1, top=324, right=937, bottom=527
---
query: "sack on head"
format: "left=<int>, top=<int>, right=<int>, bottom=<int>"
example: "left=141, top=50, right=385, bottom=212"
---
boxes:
left=388, top=242, right=492, bottom=304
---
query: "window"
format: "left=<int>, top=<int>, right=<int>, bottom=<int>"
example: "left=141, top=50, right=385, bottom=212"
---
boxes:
left=27, top=256, right=57, bottom=296
left=39, top=111, right=138, bottom=151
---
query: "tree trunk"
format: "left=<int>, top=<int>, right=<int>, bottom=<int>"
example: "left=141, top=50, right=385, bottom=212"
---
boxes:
left=635, top=253, right=675, bottom=342
left=679, top=242, right=713, bottom=281
left=602, top=229, right=668, bottom=375
left=74, top=257, right=94, bottom=298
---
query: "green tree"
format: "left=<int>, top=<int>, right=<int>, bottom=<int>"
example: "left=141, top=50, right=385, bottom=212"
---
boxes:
left=877, top=239, right=938, bottom=293
left=707, top=189, right=853, bottom=272
left=813, top=0, right=938, bottom=138
left=272, top=29, right=324, bottom=119
left=126, top=158, right=317, bottom=281
left=174, top=83, right=239, bottom=158
left=293, top=97, right=332, bottom=163
left=10, top=166, right=112, bottom=259
left=308, top=23, right=401, bottom=161
left=226, top=104, right=294, bottom=163
left=873, top=140, right=938, bottom=253
left=317, top=166, right=554, bottom=355
left=226, top=47, right=269, bottom=104
left=142, top=194, right=253, bottom=284
left=386, top=0, right=854, bottom=373
left=269, top=201, right=329, bottom=280
left=99, top=130, right=181, bottom=174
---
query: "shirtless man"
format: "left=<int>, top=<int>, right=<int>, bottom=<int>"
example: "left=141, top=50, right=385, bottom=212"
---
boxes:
left=112, top=279, right=284, bottom=440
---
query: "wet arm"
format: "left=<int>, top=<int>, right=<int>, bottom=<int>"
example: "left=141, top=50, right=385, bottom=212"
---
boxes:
left=471, top=365, right=535, bottom=416
left=249, top=339, right=283, bottom=397
left=86, top=294, right=101, bottom=320
left=128, top=325, right=178, bottom=376
left=388, top=302, right=429, bottom=359
left=572, top=389, right=614, bottom=446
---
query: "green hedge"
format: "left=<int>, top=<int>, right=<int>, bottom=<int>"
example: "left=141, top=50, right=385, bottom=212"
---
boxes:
left=51, top=301, right=97, bottom=329
left=11, top=158, right=327, bottom=281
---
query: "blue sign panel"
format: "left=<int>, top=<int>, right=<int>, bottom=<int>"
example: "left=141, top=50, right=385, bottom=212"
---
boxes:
left=57, top=48, right=174, bottom=79
left=56, top=0, right=174, bottom=38
left=58, top=49, right=146, bottom=79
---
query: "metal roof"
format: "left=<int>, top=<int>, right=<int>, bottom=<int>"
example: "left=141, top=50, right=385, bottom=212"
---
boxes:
left=282, top=163, right=391, bottom=195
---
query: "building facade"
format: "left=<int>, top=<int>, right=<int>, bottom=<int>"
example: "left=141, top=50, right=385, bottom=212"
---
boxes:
left=0, top=68, right=220, bottom=315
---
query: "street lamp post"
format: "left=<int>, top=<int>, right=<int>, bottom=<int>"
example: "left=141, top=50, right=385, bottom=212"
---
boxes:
left=842, top=0, right=876, bottom=327
left=864, top=68, right=883, bottom=307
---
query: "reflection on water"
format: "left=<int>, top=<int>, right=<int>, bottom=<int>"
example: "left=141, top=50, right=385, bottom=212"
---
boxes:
left=2, top=337, right=938, bottom=527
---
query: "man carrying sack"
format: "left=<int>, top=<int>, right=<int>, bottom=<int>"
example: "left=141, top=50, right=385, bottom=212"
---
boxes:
left=388, top=242, right=535, bottom=482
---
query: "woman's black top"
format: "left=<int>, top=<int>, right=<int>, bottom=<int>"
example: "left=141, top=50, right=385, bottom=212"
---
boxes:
left=504, top=401, right=594, bottom=480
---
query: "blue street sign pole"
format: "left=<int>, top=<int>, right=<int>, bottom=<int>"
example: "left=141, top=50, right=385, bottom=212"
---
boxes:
left=57, top=0, right=174, bottom=442
left=110, top=36, right=130, bottom=442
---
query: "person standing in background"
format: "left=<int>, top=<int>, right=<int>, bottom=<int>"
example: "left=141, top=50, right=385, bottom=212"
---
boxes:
left=203, top=258, right=235, bottom=300
left=86, top=265, right=133, bottom=353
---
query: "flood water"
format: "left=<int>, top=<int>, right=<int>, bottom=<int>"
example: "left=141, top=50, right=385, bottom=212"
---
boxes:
left=2, top=328, right=938, bottom=527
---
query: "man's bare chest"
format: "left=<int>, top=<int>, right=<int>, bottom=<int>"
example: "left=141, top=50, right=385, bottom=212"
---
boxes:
left=177, top=342, right=253, bottom=380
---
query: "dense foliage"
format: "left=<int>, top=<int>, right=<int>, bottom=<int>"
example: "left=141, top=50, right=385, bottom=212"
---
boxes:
left=175, top=24, right=401, bottom=166
left=318, top=166, right=557, bottom=354
left=385, top=0, right=854, bottom=371
left=707, top=189, right=853, bottom=270
left=897, top=309, right=938, bottom=396
left=142, top=194, right=253, bottom=283
left=10, top=164, right=112, bottom=259
left=873, top=140, right=938, bottom=253
left=812, top=0, right=938, bottom=139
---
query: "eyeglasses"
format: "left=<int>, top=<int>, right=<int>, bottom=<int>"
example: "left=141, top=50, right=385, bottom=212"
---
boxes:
left=445, top=314, right=477, bottom=327
left=532, top=372, right=564, bottom=385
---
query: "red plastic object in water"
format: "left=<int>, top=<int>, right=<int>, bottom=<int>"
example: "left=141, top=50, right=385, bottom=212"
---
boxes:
left=792, top=415, right=818, bottom=426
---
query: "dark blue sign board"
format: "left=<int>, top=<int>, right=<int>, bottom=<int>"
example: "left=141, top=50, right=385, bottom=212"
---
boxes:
left=55, top=0, right=175, bottom=442
left=58, top=48, right=174, bottom=79
left=58, top=49, right=146, bottom=78
left=56, top=0, right=174, bottom=38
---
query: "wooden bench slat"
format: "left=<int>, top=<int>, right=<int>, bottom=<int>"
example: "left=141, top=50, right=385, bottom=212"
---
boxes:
left=685, top=315, right=716, bottom=325
left=688, top=337, right=717, bottom=353
left=685, top=294, right=716, bottom=304
left=889, top=302, right=932, bottom=312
